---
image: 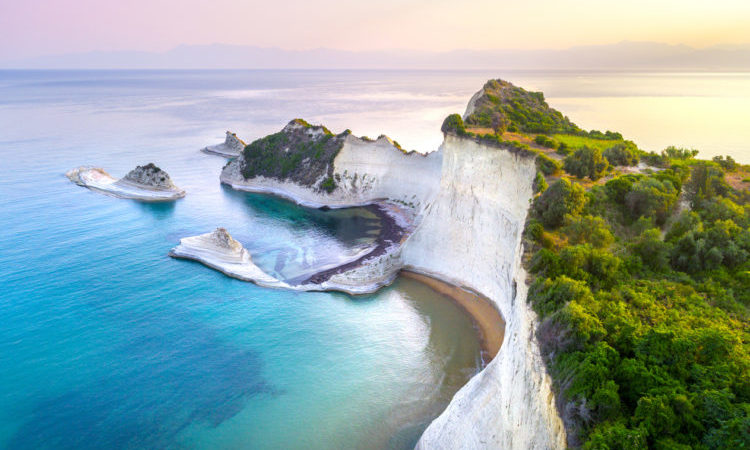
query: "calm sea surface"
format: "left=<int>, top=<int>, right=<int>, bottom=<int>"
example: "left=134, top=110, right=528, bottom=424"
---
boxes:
left=1, top=70, right=748, bottom=449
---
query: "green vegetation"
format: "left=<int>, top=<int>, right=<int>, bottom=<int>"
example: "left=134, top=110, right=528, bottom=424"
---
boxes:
left=535, top=134, right=559, bottom=149
left=527, top=149, right=750, bottom=448
left=603, top=142, right=640, bottom=166
left=564, top=146, right=611, bottom=181
left=240, top=119, right=345, bottom=192
left=534, top=178, right=587, bottom=228
left=465, top=79, right=580, bottom=134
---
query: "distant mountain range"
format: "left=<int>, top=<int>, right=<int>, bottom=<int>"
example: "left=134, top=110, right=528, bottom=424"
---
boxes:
left=4, top=41, right=750, bottom=70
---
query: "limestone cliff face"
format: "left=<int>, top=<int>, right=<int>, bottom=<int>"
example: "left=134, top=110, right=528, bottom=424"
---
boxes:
left=222, top=133, right=441, bottom=218
left=408, top=135, right=566, bottom=449
left=222, top=123, right=566, bottom=448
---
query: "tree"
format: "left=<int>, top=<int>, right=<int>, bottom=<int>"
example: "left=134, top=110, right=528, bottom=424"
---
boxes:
left=564, top=146, right=610, bottom=180
left=603, top=142, right=640, bottom=166
left=563, top=215, right=615, bottom=248
left=534, top=178, right=587, bottom=228
left=625, top=177, right=679, bottom=226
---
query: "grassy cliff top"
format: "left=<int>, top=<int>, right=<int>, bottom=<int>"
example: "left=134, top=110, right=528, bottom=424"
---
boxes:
left=464, top=79, right=583, bottom=135
left=239, top=119, right=348, bottom=192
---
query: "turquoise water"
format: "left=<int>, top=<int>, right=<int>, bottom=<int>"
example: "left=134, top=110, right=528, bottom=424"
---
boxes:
left=2, top=70, right=749, bottom=449
left=0, top=71, right=485, bottom=449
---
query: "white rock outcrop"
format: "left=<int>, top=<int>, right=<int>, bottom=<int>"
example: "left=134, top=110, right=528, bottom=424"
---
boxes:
left=202, top=131, right=246, bottom=157
left=220, top=126, right=567, bottom=448
left=408, top=136, right=566, bottom=449
left=169, top=228, right=288, bottom=288
left=221, top=134, right=441, bottom=221
left=66, top=164, right=185, bottom=201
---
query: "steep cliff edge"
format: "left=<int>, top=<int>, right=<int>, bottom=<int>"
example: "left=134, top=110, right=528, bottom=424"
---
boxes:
left=409, top=135, right=565, bottom=449
left=217, top=114, right=566, bottom=447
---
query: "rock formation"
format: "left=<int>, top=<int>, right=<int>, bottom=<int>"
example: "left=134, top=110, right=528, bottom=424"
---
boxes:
left=201, top=131, right=247, bottom=157
left=66, top=164, right=185, bottom=201
left=214, top=97, right=566, bottom=446
left=169, top=228, right=287, bottom=288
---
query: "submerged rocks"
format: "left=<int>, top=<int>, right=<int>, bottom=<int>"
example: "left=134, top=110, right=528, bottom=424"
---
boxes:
left=201, top=131, right=246, bottom=157
left=66, top=163, right=185, bottom=201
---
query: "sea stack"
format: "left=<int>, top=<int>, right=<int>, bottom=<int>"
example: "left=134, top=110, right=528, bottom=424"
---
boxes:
left=169, top=227, right=286, bottom=287
left=66, top=163, right=185, bottom=201
left=201, top=131, right=246, bottom=157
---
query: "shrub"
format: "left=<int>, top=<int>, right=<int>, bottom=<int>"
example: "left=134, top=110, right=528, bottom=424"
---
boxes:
left=320, top=177, right=336, bottom=193
left=625, top=177, right=679, bottom=226
left=556, top=141, right=571, bottom=155
left=441, top=114, right=467, bottom=136
left=603, top=142, right=640, bottom=166
left=536, top=153, right=561, bottom=176
left=605, top=174, right=642, bottom=204
left=534, top=135, right=558, bottom=149
left=712, top=155, right=738, bottom=171
left=564, top=146, right=610, bottom=180
left=563, top=215, right=615, bottom=248
left=534, top=171, right=548, bottom=194
left=662, top=146, right=699, bottom=160
left=534, top=179, right=587, bottom=228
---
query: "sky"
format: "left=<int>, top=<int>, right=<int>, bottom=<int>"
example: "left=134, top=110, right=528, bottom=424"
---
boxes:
left=1, top=0, right=749, bottom=61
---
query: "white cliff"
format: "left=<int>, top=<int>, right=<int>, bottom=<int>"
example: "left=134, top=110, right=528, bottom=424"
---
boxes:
left=202, top=131, right=247, bottom=157
left=221, top=134, right=441, bottom=220
left=218, top=122, right=566, bottom=448
left=408, top=135, right=566, bottom=449
left=66, top=164, right=185, bottom=201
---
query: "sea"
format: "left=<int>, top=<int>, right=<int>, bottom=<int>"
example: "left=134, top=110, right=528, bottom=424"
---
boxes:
left=1, top=70, right=748, bottom=449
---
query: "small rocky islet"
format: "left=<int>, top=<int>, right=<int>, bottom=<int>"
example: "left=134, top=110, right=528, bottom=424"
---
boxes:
left=66, top=163, right=185, bottom=201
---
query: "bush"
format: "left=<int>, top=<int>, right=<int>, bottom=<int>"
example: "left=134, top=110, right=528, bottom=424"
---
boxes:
left=536, top=153, right=561, bottom=175
left=320, top=177, right=336, bottom=193
left=534, top=135, right=558, bottom=148
left=556, top=141, right=571, bottom=156
left=625, top=177, right=679, bottom=226
left=605, top=174, right=642, bottom=204
left=534, top=178, right=587, bottom=228
left=563, top=215, right=615, bottom=248
left=564, top=146, right=610, bottom=180
left=662, top=146, right=699, bottom=160
left=603, top=142, right=640, bottom=166
left=712, top=155, right=738, bottom=171
left=441, top=114, right=467, bottom=136
left=534, top=171, right=548, bottom=194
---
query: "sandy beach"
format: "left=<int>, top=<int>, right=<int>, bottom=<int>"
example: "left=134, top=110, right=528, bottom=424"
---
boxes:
left=400, top=270, right=505, bottom=365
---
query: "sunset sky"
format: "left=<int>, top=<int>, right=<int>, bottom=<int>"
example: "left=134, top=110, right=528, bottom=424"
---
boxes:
left=1, top=0, right=749, bottom=61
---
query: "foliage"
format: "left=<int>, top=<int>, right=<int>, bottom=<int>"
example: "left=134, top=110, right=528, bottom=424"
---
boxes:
left=563, top=215, right=615, bottom=248
left=536, top=153, right=562, bottom=175
left=464, top=79, right=581, bottom=134
left=525, top=154, right=750, bottom=449
left=534, top=179, right=587, bottom=228
left=240, top=119, right=344, bottom=190
left=535, top=134, right=559, bottom=149
left=603, top=142, right=640, bottom=166
left=625, top=177, right=679, bottom=226
left=564, top=146, right=610, bottom=180
left=441, top=113, right=467, bottom=136
left=534, top=171, right=548, bottom=194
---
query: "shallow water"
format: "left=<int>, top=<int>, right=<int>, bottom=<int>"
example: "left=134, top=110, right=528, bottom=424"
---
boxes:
left=1, top=69, right=748, bottom=449
left=0, top=70, right=486, bottom=449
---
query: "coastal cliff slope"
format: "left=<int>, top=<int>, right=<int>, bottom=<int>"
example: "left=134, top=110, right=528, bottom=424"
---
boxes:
left=218, top=110, right=566, bottom=447
left=221, top=120, right=441, bottom=217
left=409, top=135, right=565, bottom=448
